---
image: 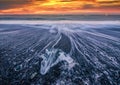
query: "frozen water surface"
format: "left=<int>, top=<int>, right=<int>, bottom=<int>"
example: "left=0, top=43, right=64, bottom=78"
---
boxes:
left=0, top=20, right=120, bottom=85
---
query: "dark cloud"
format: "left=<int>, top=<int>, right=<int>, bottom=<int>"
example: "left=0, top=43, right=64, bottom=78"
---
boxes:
left=0, top=0, right=32, bottom=10
left=0, top=0, right=47, bottom=10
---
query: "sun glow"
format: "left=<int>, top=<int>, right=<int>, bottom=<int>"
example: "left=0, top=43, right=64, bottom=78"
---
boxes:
left=0, top=0, right=120, bottom=14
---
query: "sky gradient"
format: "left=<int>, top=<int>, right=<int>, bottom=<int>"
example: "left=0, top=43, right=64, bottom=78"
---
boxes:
left=0, top=0, right=120, bottom=14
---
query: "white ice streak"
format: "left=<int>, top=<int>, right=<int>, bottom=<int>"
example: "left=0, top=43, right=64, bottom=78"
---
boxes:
left=0, top=21, right=120, bottom=78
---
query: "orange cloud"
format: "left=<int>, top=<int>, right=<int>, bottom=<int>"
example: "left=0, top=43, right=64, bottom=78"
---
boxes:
left=0, top=0, right=120, bottom=14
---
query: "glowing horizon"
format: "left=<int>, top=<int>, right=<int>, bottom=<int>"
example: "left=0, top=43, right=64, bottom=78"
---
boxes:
left=0, top=0, right=120, bottom=15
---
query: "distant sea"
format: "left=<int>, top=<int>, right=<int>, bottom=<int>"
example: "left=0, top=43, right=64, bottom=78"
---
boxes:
left=0, top=14, right=120, bottom=21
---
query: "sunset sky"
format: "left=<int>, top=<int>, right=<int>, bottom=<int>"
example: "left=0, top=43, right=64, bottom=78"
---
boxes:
left=0, top=0, right=120, bottom=14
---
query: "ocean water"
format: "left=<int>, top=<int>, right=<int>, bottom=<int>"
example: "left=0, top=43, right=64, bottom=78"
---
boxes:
left=0, top=20, right=120, bottom=85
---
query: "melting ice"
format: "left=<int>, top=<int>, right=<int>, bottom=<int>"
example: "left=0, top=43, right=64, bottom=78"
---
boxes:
left=40, top=49, right=76, bottom=75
